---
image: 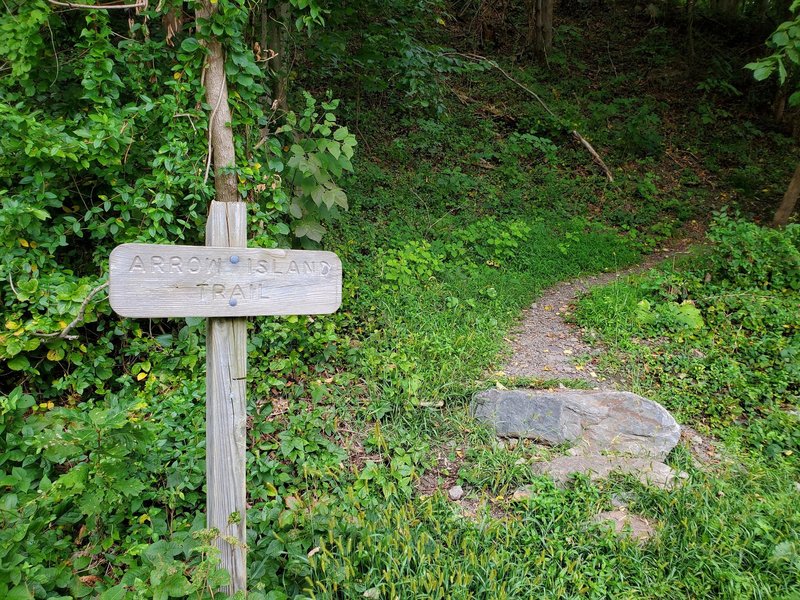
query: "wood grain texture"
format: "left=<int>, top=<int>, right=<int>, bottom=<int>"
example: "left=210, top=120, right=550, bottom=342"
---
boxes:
left=206, top=201, right=247, bottom=594
left=108, top=244, right=342, bottom=318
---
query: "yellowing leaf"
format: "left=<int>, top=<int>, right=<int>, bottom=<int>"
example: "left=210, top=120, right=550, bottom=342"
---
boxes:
left=18, top=239, right=29, bottom=248
left=46, top=348, right=64, bottom=361
left=173, top=71, right=182, bottom=80
left=5, top=321, right=18, bottom=330
left=138, top=514, right=151, bottom=524
left=136, top=372, right=147, bottom=381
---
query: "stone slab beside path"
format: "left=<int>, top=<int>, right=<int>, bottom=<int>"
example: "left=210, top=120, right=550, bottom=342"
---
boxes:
left=472, top=389, right=681, bottom=460
left=532, top=455, right=685, bottom=489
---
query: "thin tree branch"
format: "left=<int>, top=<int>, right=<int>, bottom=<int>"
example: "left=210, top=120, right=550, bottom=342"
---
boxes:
left=33, top=281, right=109, bottom=341
left=448, top=52, right=615, bottom=182
left=47, top=0, right=147, bottom=9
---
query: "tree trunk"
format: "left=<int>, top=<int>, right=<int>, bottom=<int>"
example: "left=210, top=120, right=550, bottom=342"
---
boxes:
left=526, top=0, right=554, bottom=60
left=263, top=2, right=289, bottom=112
left=774, top=163, right=800, bottom=227
left=198, top=1, right=238, bottom=204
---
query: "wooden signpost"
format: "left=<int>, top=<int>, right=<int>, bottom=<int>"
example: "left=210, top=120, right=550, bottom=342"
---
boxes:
left=109, top=201, right=342, bottom=593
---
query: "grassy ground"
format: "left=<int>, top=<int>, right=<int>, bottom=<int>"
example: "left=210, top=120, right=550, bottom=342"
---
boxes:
left=272, top=6, right=800, bottom=598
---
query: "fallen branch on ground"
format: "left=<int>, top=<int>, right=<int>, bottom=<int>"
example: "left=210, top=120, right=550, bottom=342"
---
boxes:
left=449, top=52, right=615, bottom=182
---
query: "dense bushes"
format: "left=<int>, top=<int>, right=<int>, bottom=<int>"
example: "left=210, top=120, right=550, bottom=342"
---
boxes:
left=577, top=215, right=799, bottom=438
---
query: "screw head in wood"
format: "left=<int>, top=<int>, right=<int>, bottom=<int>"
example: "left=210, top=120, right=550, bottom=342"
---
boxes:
left=229, top=298, right=238, bottom=306
left=230, top=255, right=240, bottom=264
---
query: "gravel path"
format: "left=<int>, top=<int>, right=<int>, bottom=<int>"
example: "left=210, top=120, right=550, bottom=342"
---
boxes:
left=503, top=243, right=694, bottom=388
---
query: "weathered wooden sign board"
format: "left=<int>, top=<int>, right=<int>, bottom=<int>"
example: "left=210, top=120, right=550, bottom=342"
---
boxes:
left=108, top=201, right=343, bottom=593
left=109, top=243, right=342, bottom=318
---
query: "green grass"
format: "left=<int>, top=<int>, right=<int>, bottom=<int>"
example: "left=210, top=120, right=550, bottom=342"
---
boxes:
left=303, top=459, right=800, bottom=599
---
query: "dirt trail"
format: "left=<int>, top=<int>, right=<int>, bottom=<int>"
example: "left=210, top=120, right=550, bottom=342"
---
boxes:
left=503, top=242, right=695, bottom=388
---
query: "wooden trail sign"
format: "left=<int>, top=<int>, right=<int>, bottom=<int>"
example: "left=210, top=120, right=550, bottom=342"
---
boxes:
left=109, top=244, right=342, bottom=318
left=108, top=201, right=342, bottom=593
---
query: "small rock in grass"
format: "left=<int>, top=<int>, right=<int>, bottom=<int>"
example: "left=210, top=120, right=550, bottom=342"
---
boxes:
left=592, top=510, right=655, bottom=543
left=448, top=485, right=464, bottom=501
left=610, top=492, right=635, bottom=508
left=511, top=487, right=533, bottom=502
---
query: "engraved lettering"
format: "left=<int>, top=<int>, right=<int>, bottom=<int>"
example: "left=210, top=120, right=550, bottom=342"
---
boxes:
left=129, top=255, right=146, bottom=273
left=198, top=283, right=209, bottom=301
left=230, top=284, right=246, bottom=300
left=257, top=260, right=269, bottom=274
left=170, top=257, right=182, bottom=273
left=212, top=284, right=225, bottom=299
left=188, top=257, right=201, bottom=273
left=207, top=258, right=221, bottom=275
left=286, top=261, right=299, bottom=274
left=302, top=261, right=314, bottom=274
left=320, top=261, right=331, bottom=276
left=151, top=256, right=165, bottom=273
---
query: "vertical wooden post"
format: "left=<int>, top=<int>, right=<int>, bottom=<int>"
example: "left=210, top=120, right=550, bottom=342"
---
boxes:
left=206, top=201, right=248, bottom=593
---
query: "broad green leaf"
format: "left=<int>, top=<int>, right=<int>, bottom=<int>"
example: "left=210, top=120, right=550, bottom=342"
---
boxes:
left=333, top=126, right=350, bottom=141
left=752, top=65, right=774, bottom=81
left=7, top=356, right=30, bottom=371
left=99, top=585, right=128, bottom=600
left=180, top=37, right=201, bottom=53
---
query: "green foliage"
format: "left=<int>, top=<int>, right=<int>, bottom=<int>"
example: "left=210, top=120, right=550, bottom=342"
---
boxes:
left=280, top=92, right=357, bottom=243
left=746, top=0, right=800, bottom=104
left=306, top=463, right=800, bottom=598
left=577, top=215, right=799, bottom=429
left=587, top=97, right=664, bottom=158
left=379, top=240, right=445, bottom=289
left=2, top=2, right=799, bottom=597
left=307, top=1, right=486, bottom=113
left=705, top=212, right=800, bottom=290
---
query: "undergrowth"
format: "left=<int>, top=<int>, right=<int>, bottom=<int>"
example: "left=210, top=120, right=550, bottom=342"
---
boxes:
left=577, top=213, right=799, bottom=439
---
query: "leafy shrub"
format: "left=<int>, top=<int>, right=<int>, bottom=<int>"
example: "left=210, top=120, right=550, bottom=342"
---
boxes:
left=746, top=411, right=800, bottom=459
left=504, top=133, right=559, bottom=163
left=706, top=212, right=800, bottom=291
left=577, top=216, right=799, bottom=429
left=379, top=240, right=445, bottom=289
left=448, top=217, right=533, bottom=266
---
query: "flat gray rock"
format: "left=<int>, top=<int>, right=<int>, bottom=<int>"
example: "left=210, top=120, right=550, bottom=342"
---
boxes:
left=448, top=485, right=464, bottom=501
left=591, top=510, right=655, bottom=543
left=532, top=455, right=683, bottom=489
left=472, top=389, right=680, bottom=459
